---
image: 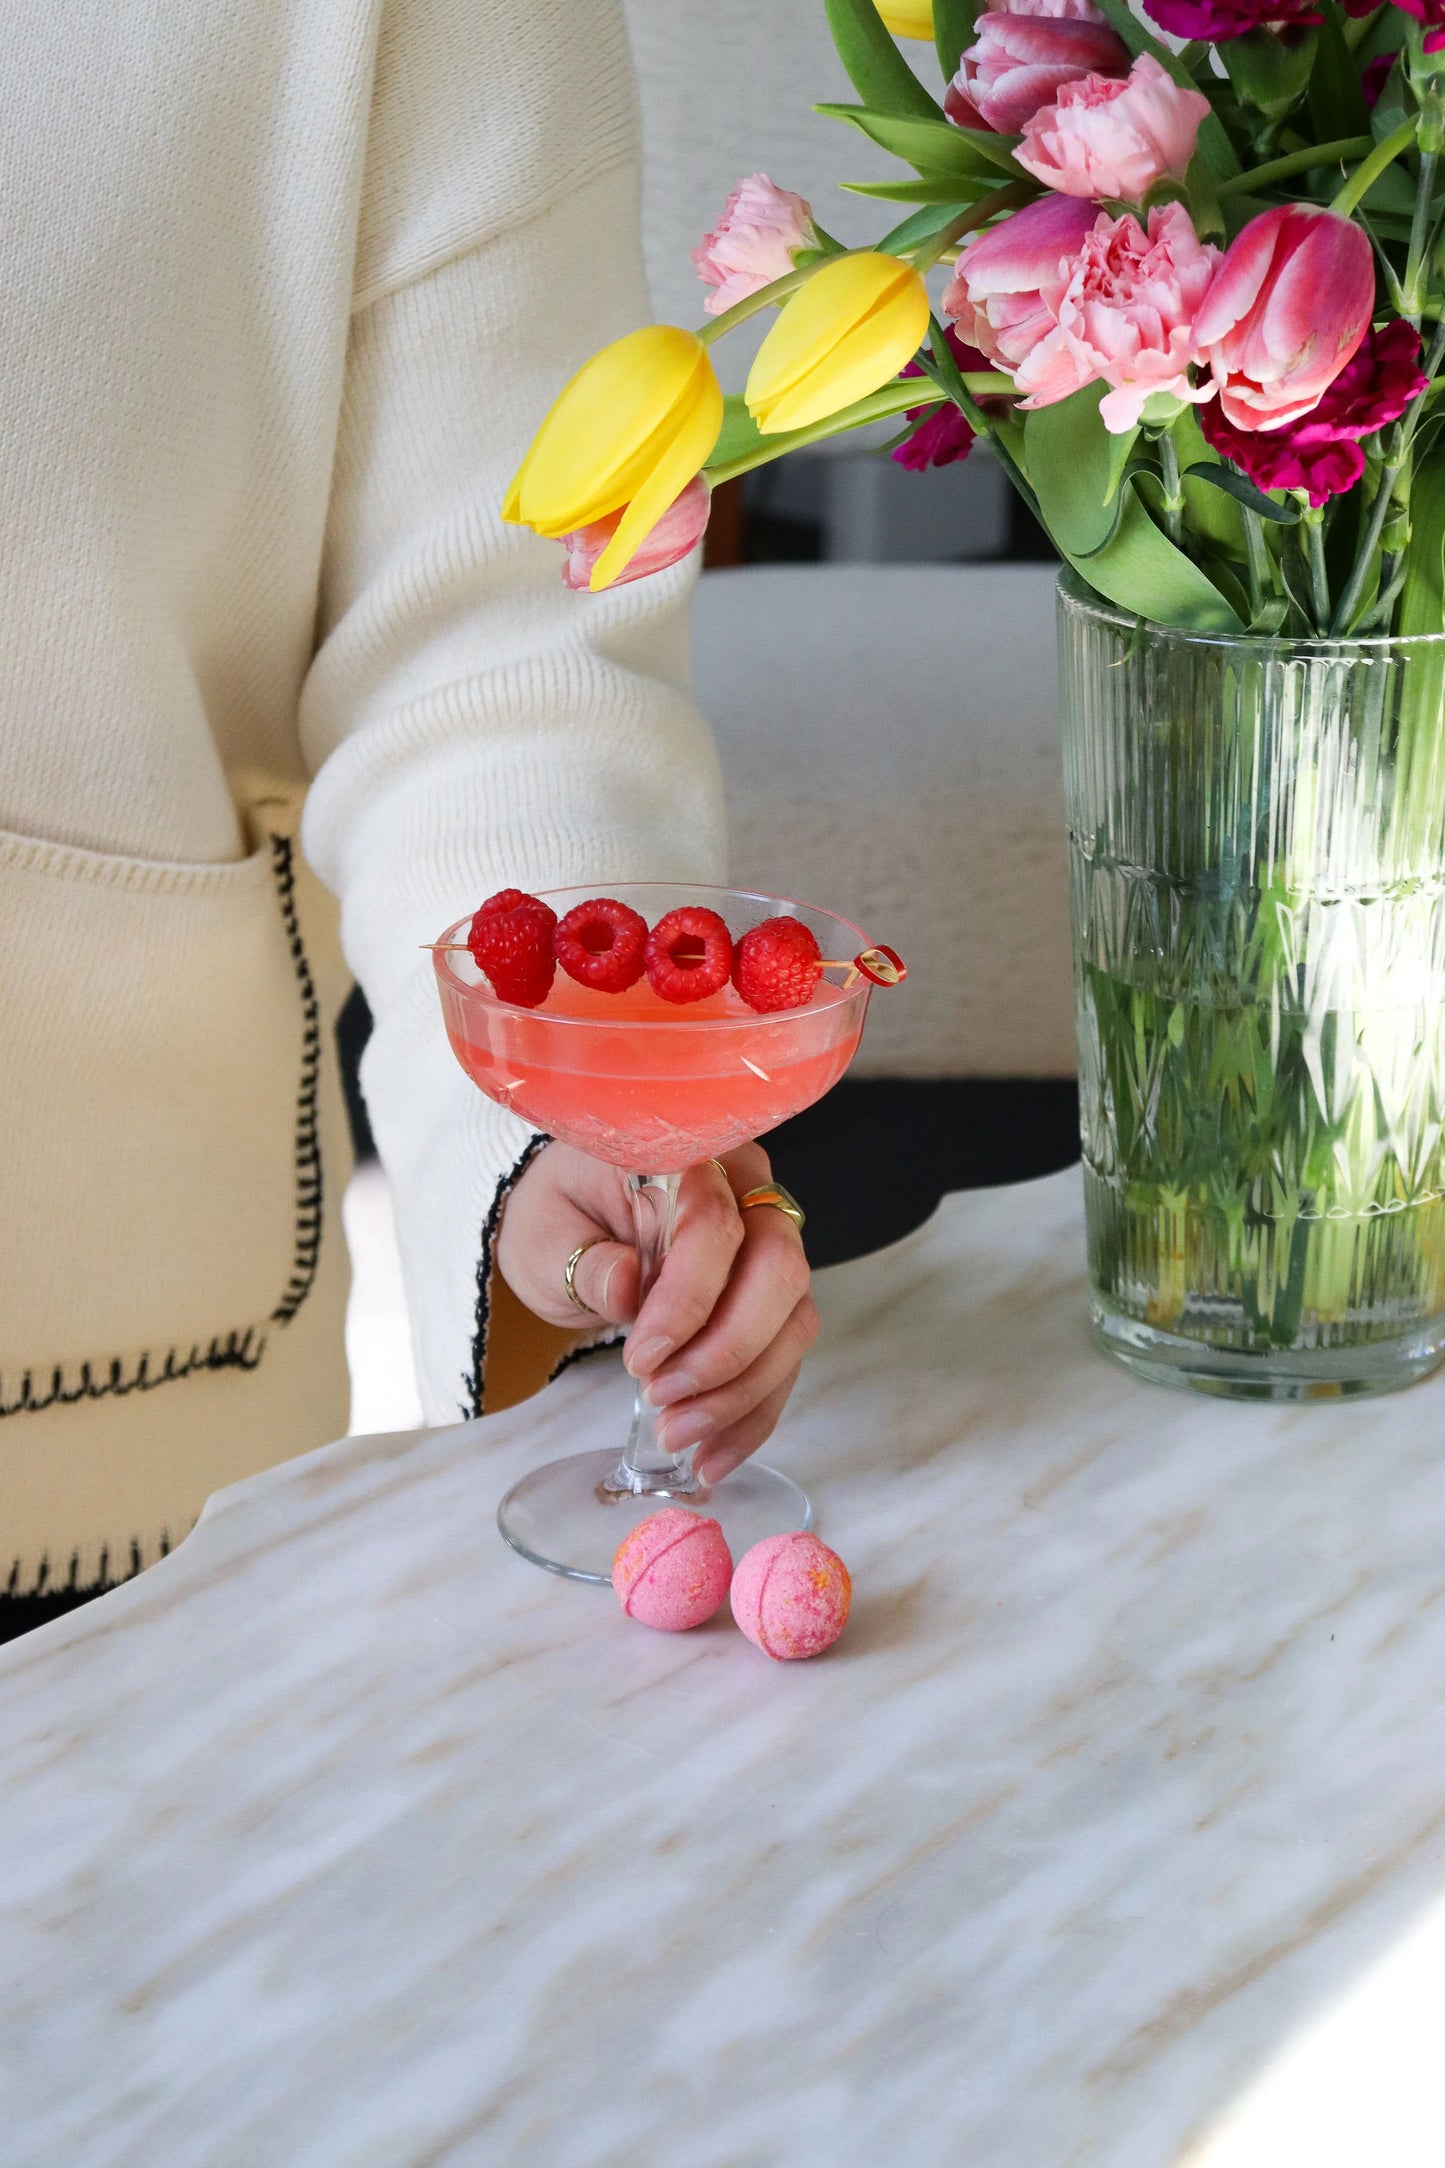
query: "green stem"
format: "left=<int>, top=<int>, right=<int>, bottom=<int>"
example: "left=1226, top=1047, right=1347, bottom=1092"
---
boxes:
left=1303, top=509, right=1331, bottom=629
left=1217, top=135, right=1374, bottom=197
left=1157, top=429, right=1184, bottom=546
left=908, top=180, right=1036, bottom=271
left=1330, top=310, right=1445, bottom=631
left=1242, top=507, right=1272, bottom=617
left=1330, top=440, right=1405, bottom=632
left=916, top=313, right=1043, bottom=519
left=696, top=263, right=822, bottom=345
left=1406, top=150, right=1438, bottom=322
left=701, top=374, right=1013, bottom=485
left=1330, top=118, right=1420, bottom=218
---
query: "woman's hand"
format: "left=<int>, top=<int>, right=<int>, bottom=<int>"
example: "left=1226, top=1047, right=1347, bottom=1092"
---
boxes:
left=495, top=1141, right=818, bottom=1486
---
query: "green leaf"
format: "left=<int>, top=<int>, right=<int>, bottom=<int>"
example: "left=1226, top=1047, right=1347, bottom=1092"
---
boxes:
left=934, top=0, right=979, bottom=79
left=843, top=175, right=990, bottom=201
left=709, top=395, right=767, bottom=474
left=1399, top=444, right=1445, bottom=636
left=1310, top=0, right=1371, bottom=140
left=879, top=181, right=1037, bottom=257
left=1088, top=0, right=1241, bottom=175
left=824, top=0, right=945, bottom=118
left=1184, top=461, right=1301, bottom=524
left=1073, top=492, right=1246, bottom=631
left=877, top=201, right=977, bottom=249
left=1221, top=27, right=1318, bottom=120
left=702, top=380, right=943, bottom=485
left=1105, top=424, right=1142, bottom=505
left=1172, top=408, right=1246, bottom=552
left=815, top=104, right=1022, bottom=177
left=1025, top=383, right=1127, bottom=556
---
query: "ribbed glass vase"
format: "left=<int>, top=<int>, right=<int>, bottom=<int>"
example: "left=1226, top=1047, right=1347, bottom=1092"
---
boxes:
left=1059, top=573, right=1445, bottom=1400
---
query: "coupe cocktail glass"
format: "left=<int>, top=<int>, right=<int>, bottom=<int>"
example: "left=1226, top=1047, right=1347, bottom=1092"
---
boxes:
left=433, top=883, right=873, bottom=1582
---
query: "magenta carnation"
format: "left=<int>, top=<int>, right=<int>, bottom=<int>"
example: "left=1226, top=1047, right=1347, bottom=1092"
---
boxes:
left=892, top=328, right=983, bottom=471
left=1200, top=320, right=1428, bottom=506
left=1143, top=0, right=1319, bottom=36
left=1361, top=53, right=1394, bottom=107
left=1348, top=0, right=1445, bottom=50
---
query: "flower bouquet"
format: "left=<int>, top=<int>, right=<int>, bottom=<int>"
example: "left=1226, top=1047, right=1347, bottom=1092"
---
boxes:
left=508, top=0, right=1445, bottom=1399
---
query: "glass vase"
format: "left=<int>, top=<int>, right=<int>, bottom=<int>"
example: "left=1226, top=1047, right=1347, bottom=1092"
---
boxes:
left=1059, top=572, right=1445, bottom=1400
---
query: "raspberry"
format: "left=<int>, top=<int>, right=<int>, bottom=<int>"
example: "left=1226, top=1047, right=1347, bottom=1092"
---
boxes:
left=555, top=896, right=648, bottom=993
left=732, top=916, right=822, bottom=1012
left=645, top=905, right=734, bottom=1004
left=467, top=888, right=557, bottom=1008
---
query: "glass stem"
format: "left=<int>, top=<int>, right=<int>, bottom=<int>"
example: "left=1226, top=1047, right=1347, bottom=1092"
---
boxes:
left=607, top=1172, right=702, bottom=1499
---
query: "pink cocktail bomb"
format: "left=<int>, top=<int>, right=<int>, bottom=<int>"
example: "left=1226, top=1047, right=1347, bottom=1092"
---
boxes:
left=612, top=1508, right=733, bottom=1632
left=730, top=1532, right=852, bottom=1660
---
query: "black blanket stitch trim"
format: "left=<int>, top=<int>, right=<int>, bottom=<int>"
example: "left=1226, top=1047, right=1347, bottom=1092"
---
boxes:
left=3, top=1531, right=173, bottom=1613
left=464, top=1131, right=553, bottom=1420
left=0, top=834, right=323, bottom=1427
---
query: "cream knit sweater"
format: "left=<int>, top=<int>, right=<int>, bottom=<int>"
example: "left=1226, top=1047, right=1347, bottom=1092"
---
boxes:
left=0, top=0, right=725, bottom=1595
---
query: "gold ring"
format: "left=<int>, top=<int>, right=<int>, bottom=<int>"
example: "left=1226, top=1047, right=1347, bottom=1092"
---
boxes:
left=739, top=1182, right=805, bottom=1232
left=564, top=1237, right=606, bottom=1313
left=707, top=1156, right=729, bottom=1182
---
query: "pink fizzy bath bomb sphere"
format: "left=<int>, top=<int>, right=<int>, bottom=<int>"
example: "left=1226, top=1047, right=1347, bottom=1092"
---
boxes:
left=730, top=1532, right=852, bottom=1660
left=612, top=1508, right=733, bottom=1631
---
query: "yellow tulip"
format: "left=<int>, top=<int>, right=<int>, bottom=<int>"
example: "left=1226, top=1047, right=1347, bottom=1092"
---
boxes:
left=745, top=253, right=931, bottom=436
left=504, top=326, right=723, bottom=590
left=876, top=0, right=934, bottom=37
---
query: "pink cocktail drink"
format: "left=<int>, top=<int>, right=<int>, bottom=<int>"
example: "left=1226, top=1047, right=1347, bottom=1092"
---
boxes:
left=437, top=969, right=864, bottom=1172
left=432, top=883, right=880, bottom=1582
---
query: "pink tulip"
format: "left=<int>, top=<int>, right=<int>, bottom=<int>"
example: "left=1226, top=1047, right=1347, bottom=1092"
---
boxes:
left=561, top=475, right=711, bottom=591
left=1025, top=201, right=1220, bottom=430
left=948, top=2, right=1130, bottom=134
left=1191, top=205, right=1375, bottom=431
left=692, top=175, right=817, bottom=316
left=1015, top=53, right=1211, bottom=203
left=942, top=193, right=1097, bottom=377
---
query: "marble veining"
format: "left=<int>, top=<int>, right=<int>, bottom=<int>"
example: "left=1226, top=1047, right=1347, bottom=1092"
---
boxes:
left=4, top=1171, right=1445, bottom=2164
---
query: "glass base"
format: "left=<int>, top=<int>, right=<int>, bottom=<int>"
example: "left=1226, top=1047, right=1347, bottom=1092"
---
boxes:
left=497, top=1449, right=812, bottom=1584
left=1091, top=1297, right=1445, bottom=1402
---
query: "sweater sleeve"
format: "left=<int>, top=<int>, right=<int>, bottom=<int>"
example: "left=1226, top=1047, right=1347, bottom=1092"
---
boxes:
left=299, top=0, right=727, bottom=1424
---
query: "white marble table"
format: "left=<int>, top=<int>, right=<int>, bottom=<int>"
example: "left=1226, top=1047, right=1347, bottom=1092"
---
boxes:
left=5, top=1170, right=1445, bottom=2167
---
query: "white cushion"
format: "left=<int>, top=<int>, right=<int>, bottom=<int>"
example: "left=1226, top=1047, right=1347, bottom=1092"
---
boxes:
left=693, top=564, right=1076, bottom=1078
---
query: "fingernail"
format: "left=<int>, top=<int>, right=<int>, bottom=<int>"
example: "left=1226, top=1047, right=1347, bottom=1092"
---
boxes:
left=695, top=1446, right=741, bottom=1488
left=644, top=1369, right=700, bottom=1410
left=626, top=1334, right=673, bottom=1378
left=658, top=1407, right=714, bottom=1454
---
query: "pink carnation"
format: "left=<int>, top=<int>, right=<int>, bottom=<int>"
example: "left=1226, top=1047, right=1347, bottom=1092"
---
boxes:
left=1200, top=320, right=1427, bottom=506
left=692, top=175, right=816, bottom=316
left=561, top=475, right=711, bottom=590
left=1016, top=53, right=1212, bottom=203
left=1018, top=201, right=1221, bottom=431
left=891, top=328, right=986, bottom=471
left=947, top=4, right=1129, bottom=134
left=1144, top=0, right=1320, bottom=35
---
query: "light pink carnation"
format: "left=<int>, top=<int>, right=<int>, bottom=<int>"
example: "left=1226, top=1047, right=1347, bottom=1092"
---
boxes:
left=948, top=3, right=1130, bottom=133
left=1016, top=52, right=1211, bottom=202
left=1015, top=201, right=1221, bottom=432
left=942, top=192, right=1098, bottom=373
left=692, top=175, right=816, bottom=316
left=561, top=476, right=711, bottom=591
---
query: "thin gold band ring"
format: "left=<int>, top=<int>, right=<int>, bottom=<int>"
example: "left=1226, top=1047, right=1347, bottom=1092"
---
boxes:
left=563, top=1236, right=607, bottom=1314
